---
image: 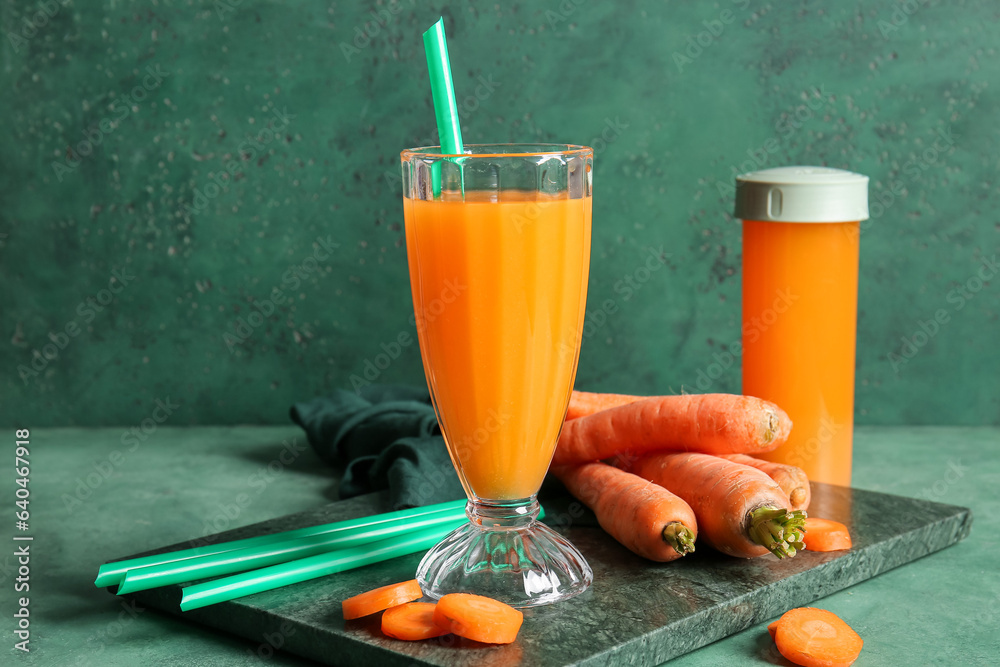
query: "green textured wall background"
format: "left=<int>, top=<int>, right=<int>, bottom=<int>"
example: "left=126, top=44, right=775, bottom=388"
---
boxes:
left=1, top=0, right=997, bottom=427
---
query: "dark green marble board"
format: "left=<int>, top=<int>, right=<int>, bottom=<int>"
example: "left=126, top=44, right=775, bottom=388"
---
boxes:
left=107, top=483, right=971, bottom=666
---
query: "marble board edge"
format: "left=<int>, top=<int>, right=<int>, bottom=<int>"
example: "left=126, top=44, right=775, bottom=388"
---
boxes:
left=104, top=486, right=973, bottom=667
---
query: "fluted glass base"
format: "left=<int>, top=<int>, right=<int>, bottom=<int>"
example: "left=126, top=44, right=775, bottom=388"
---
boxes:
left=415, top=497, right=592, bottom=608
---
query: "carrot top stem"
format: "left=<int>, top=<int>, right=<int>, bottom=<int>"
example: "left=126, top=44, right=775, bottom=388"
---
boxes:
left=662, top=522, right=696, bottom=556
left=747, top=506, right=806, bottom=559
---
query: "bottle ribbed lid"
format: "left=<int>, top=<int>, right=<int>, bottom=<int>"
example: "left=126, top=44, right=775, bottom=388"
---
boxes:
left=734, top=166, right=869, bottom=223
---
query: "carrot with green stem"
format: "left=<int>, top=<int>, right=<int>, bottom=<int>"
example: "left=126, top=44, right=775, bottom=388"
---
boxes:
left=719, top=454, right=811, bottom=511
left=624, top=452, right=805, bottom=558
left=554, top=393, right=792, bottom=466
left=552, top=462, right=697, bottom=561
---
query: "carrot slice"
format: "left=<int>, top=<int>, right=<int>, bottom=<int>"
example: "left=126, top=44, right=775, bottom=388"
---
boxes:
left=773, top=607, right=863, bottom=667
left=767, top=620, right=779, bottom=640
left=432, top=593, right=523, bottom=644
left=803, top=518, right=852, bottom=552
left=381, top=602, right=449, bottom=640
left=342, top=579, right=422, bottom=620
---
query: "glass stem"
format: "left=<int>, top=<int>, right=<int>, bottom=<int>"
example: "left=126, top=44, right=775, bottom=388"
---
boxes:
left=466, top=496, right=540, bottom=531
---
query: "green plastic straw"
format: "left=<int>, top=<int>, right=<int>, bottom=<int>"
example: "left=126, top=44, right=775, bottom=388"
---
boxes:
left=116, top=507, right=467, bottom=595
left=422, top=17, right=464, bottom=196
left=177, top=505, right=547, bottom=611
left=179, top=521, right=465, bottom=611
left=94, top=498, right=466, bottom=588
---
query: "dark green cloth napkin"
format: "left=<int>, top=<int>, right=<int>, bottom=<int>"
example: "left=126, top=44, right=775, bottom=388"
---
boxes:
left=290, top=385, right=466, bottom=509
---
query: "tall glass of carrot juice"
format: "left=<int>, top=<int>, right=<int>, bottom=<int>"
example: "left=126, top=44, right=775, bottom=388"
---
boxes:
left=401, top=144, right=593, bottom=607
left=736, top=167, right=869, bottom=488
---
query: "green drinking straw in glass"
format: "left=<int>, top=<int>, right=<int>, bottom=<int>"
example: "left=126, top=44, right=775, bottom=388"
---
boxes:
left=422, top=17, right=464, bottom=196
left=116, top=507, right=467, bottom=594
left=95, top=499, right=467, bottom=588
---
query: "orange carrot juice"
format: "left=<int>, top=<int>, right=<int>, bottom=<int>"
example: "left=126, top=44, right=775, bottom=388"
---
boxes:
left=404, top=191, right=592, bottom=500
left=742, top=220, right=860, bottom=486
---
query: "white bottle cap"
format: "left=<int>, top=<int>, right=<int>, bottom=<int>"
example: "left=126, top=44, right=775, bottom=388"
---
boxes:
left=734, top=166, right=869, bottom=223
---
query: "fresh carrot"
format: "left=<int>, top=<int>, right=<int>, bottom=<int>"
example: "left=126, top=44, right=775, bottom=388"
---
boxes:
left=566, top=390, right=643, bottom=420
left=554, top=393, right=792, bottom=466
left=767, top=620, right=779, bottom=641
left=552, top=462, right=697, bottom=561
left=720, top=454, right=811, bottom=511
left=381, top=602, right=449, bottom=640
left=772, top=607, right=863, bottom=667
left=625, top=452, right=805, bottom=558
left=432, top=593, right=523, bottom=644
left=803, top=518, right=852, bottom=552
left=342, top=579, right=422, bottom=620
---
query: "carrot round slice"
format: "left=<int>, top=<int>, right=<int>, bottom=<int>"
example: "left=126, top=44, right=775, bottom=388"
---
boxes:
left=381, top=602, right=449, bottom=640
left=773, top=607, right=863, bottom=667
left=432, top=593, right=523, bottom=644
left=803, top=518, right=852, bottom=552
left=342, top=579, right=422, bottom=620
left=767, top=620, right=779, bottom=641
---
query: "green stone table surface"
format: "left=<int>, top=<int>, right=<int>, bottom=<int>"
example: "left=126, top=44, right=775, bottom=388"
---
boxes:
left=5, top=426, right=998, bottom=665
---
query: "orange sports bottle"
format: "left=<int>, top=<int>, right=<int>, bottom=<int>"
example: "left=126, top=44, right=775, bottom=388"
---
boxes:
left=736, top=167, right=869, bottom=487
